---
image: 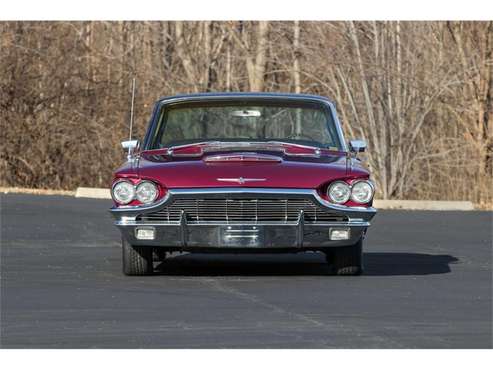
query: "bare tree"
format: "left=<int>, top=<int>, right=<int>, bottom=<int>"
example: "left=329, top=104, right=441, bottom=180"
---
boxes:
left=1, top=21, right=491, bottom=204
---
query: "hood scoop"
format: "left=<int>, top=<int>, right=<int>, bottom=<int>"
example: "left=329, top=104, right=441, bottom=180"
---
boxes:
left=203, top=152, right=282, bottom=163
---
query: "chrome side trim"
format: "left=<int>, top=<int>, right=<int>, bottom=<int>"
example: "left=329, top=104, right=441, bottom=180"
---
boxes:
left=115, top=219, right=371, bottom=227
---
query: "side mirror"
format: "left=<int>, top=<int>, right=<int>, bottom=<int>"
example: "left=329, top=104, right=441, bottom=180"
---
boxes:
left=349, top=139, right=366, bottom=153
left=121, top=140, right=140, bottom=160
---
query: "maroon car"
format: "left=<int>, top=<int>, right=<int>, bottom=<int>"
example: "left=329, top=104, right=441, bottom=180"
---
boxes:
left=110, top=93, right=376, bottom=275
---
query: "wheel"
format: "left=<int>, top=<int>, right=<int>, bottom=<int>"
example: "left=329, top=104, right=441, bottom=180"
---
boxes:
left=122, top=237, right=153, bottom=275
left=325, top=238, right=363, bottom=276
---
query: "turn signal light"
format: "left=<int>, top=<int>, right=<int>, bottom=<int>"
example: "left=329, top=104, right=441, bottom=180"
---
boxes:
left=135, top=227, right=156, bottom=240
left=330, top=228, right=350, bottom=240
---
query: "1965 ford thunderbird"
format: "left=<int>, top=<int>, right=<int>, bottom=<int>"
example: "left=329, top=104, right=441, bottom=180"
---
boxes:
left=110, top=93, right=377, bottom=276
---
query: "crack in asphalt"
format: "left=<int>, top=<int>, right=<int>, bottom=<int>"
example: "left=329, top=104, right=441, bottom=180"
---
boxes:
left=200, top=278, right=405, bottom=348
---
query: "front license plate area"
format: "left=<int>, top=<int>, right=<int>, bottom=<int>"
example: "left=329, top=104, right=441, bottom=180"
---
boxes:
left=220, top=225, right=264, bottom=247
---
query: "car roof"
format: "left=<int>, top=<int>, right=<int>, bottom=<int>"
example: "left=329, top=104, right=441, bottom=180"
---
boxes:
left=156, top=92, right=335, bottom=105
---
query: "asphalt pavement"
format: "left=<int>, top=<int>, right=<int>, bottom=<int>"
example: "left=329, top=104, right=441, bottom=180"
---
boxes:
left=0, top=193, right=491, bottom=348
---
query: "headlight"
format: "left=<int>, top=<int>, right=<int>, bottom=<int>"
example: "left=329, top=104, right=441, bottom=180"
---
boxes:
left=112, top=180, right=135, bottom=204
left=135, top=181, right=158, bottom=204
left=350, top=180, right=374, bottom=203
left=328, top=181, right=351, bottom=204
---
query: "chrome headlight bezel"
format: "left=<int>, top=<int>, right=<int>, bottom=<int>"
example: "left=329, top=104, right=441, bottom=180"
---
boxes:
left=327, top=181, right=351, bottom=204
left=350, top=180, right=375, bottom=204
left=135, top=181, right=159, bottom=204
left=111, top=180, right=136, bottom=205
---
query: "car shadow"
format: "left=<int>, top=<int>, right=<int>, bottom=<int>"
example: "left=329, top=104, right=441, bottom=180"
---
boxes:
left=154, top=252, right=459, bottom=277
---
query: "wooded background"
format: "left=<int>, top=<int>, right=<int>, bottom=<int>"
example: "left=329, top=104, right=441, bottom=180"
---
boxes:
left=1, top=21, right=492, bottom=203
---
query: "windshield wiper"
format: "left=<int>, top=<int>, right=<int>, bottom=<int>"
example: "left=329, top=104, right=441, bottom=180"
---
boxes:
left=167, top=141, right=221, bottom=151
left=167, top=141, right=267, bottom=154
left=166, top=140, right=324, bottom=157
left=264, top=140, right=322, bottom=150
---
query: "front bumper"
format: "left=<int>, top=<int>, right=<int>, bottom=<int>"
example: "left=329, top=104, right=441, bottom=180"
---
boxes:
left=110, top=188, right=377, bottom=250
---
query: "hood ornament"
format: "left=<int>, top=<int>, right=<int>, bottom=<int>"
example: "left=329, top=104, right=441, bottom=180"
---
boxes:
left=217, top=177, right=266, bottom=184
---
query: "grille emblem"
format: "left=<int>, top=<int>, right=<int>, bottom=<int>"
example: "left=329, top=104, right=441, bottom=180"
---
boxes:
left=217, top=177, right=266, bottom=184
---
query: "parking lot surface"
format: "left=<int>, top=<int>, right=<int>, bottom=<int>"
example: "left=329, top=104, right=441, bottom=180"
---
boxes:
left=1, top=194, right=491, bottom=348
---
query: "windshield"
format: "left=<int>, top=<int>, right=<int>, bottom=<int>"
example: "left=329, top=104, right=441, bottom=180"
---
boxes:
left=148, top=101, right=342, bottom=150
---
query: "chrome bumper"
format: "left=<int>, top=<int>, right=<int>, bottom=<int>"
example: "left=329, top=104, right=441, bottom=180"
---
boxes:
left=110, top=188, right=377, bottom=249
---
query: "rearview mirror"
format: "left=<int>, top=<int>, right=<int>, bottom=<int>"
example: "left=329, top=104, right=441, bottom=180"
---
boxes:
left=121, top=140, right=140, bottom=160
left=349, top=139, right=366, bottom=153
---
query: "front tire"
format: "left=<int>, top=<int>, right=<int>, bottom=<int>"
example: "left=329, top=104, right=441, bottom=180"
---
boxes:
left=326, top=238, right=363, bottom=276
left=122, top=238, right=153, bottom=276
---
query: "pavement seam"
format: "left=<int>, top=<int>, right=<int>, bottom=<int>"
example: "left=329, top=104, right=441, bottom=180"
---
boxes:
left=200, top=278, right=405, bottom=348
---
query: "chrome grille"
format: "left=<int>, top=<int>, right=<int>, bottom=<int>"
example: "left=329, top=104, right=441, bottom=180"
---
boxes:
left=136, top=198, right=348, bottom=224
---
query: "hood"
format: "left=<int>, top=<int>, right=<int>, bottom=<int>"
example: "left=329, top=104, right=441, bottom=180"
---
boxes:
left=118, top=150, right=370, bottom=190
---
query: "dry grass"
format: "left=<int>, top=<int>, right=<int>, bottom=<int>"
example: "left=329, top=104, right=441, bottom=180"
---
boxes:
left=474, top=202, right=493, bottom=211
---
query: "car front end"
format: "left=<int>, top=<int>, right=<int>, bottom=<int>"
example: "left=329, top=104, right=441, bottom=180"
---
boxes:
left=110, top=93, right=377, bottom=275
